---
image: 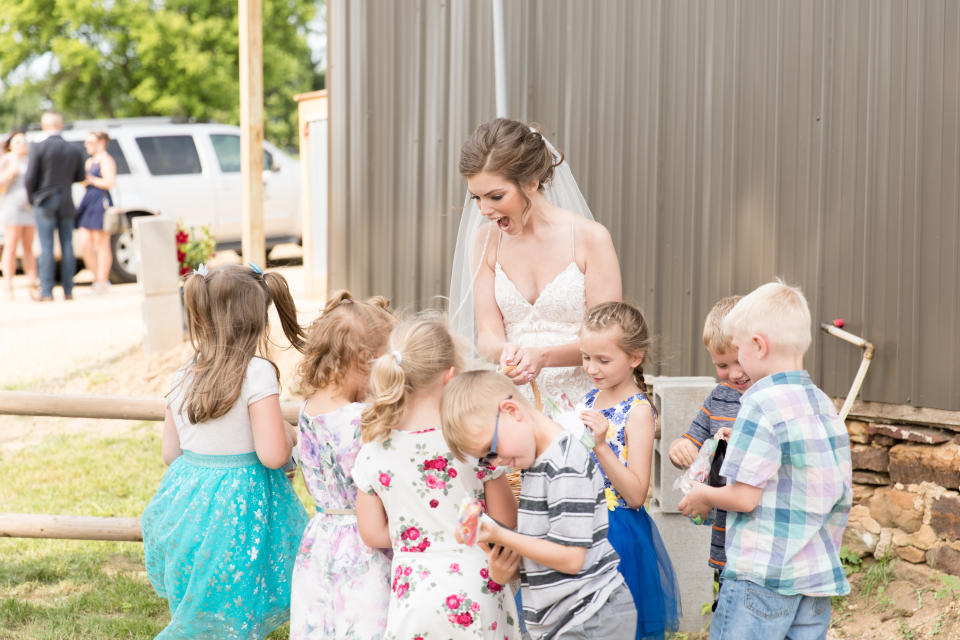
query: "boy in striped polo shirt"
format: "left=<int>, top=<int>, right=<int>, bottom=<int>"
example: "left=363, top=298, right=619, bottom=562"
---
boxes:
left=669, top=296, right=750, bottom=594
left=678, top=281, right=852, bottom=640
left=441, top=370, right=636, bottom=640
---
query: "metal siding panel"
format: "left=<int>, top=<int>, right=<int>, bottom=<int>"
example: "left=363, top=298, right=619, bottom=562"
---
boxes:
left=326, top=0, right=959, bottom=410
left=916, top=0, right=959, bottom=407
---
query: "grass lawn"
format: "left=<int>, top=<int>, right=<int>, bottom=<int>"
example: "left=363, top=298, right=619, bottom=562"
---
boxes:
left=0, top=421, right=312, bottom=640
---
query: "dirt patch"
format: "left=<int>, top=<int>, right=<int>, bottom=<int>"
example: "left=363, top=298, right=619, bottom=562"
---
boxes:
left=829, top=560, right=960, bottom=640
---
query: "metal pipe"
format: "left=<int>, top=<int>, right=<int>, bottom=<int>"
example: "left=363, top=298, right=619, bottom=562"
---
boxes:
left=819, top=323, right=876, bottom=422
left=492, top=0, right=508, bottom=117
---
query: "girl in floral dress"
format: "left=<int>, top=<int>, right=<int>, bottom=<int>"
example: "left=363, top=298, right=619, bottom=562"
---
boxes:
left=289, top=291, right=396, bottom=639
left=351, top=317, right=521, bottom=640
left=578, top=302, right=681, bottom=640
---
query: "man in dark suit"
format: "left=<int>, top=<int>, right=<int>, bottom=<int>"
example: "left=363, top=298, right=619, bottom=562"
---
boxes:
left=24, top=110, right=86, bottom=301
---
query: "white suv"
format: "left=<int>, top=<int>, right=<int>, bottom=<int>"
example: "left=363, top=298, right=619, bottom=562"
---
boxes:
left=16, top=117, right=301, bottom=282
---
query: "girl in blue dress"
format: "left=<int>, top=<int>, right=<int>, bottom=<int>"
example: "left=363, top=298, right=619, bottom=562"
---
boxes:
left=142, top=263, right=309, bottom=639
left=578, top=301, right=681, bottom=640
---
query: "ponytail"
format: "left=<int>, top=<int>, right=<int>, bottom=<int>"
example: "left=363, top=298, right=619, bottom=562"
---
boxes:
left=182, top=270, right=212, bottom=354
left=263, top=271, right=305, bottom=352
left=360, top=316, right=462, bottom=442
left=361, top=350, right=408, bottom=443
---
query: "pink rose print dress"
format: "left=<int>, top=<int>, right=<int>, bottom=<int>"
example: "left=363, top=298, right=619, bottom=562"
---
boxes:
left=290, top=402, right=393, bottom=639
left=351, top=428, right=521, bottom=640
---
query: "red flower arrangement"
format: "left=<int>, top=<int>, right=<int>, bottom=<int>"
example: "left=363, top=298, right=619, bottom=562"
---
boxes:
left=176, top=220, right=215, bottom=276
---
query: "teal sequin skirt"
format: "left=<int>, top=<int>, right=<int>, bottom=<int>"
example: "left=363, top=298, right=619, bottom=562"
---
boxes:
left=142, top=451, right=309, bottom=639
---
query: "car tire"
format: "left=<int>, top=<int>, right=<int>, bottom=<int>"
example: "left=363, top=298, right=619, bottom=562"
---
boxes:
left=109, top=222, right=139, bottom=283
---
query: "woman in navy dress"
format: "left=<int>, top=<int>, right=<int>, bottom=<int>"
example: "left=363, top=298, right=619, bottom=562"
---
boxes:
left=75, top=131, right=116, bottom=294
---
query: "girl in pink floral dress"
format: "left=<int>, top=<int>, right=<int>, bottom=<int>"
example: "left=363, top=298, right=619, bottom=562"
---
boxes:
left=290, top=291, right=395, bottom=639
left=352, top=317, right=521, bottom=640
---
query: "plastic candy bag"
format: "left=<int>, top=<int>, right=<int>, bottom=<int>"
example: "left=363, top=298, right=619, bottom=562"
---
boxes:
left=673, top=437, right=719, bottom=525
left=457, top=498, right=484, bottom=546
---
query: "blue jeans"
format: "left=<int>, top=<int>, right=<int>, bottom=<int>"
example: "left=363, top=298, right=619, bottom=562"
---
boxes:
left=34, top=191, right=75, bottom=297
left=709, top=579, right=832, bottom=640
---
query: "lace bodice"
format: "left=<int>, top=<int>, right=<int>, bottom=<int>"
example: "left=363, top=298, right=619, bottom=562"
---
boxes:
left=494, top=261, right=592, bottom=411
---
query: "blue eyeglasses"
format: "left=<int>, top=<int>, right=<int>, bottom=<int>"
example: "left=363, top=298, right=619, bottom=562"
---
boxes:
left=479, top=395, right=511, bottom=466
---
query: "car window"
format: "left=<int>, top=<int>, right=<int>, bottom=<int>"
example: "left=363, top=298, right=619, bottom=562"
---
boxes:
left=135, top=135, right=202, bottom=175
left=68, top=139, right=131, bottom=175
left=210, top=133, right=275, bottom=172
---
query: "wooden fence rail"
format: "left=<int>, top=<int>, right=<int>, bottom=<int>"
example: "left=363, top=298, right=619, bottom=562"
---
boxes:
left=0, top=390, right=302, bottom=542
left=0, top=390, right=301, bottom=423
left=0, top=514, right=144, bottom=542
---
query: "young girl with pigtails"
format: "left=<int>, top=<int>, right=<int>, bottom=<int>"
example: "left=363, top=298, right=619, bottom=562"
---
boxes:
left=578, top=302, right=682, bottom=640
left=142, top=263, right=309, bottom=640
left=350, top=316, right=522, bottom=639
left=289, top=290, right=395, bottom=639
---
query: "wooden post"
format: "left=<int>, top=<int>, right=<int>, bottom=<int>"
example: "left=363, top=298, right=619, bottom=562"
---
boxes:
left=294, top=90, right=329, bottom=300
left=0, top=390, right=301, bottom=423
left=239, top=0, right=266, bottom=267
left=0, top=514, right=143, bottom=542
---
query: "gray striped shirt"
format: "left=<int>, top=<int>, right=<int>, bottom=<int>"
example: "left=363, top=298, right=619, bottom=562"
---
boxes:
left=517, top=433, right=624, bottom=639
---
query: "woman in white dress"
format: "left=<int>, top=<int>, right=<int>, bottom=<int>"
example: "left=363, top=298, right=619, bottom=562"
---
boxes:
left=450, top=118, right=623, bottom=410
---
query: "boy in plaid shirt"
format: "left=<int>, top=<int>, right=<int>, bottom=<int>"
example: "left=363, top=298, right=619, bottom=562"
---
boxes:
left=678, top=280, right=852, bottom=640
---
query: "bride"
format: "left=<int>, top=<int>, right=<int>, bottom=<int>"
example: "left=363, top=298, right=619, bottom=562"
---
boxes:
left=449, top=118, right=623, bottom=410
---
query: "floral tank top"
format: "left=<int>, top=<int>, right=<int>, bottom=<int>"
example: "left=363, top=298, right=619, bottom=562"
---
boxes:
left=584, top=389, right=656, bottom=510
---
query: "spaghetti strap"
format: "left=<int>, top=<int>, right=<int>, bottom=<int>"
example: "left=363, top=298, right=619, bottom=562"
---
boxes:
left=570, top=225, right=576, bottom=263
left=495, top=227, right=505, bottom=262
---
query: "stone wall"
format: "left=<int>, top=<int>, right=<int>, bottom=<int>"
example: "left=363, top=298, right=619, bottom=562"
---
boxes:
left=842, top=419, right=960, bottom=576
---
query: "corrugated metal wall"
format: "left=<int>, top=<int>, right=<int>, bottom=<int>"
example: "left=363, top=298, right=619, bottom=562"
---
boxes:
left=327, top=0, right=960, bottom=411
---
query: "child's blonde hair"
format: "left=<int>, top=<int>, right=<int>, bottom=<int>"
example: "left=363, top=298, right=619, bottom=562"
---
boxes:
left=723, top=279, right=811, bottom=355
left=702, top=295, right=742, bottom=353
left=581, top=301, right=653, bottom=396
left=178, top=264, right=305, bottom=424
left=297, top=290, right=394, bottom=395
left=361, top=315, right=464, bottom=443
left=441, top=370, right=529, bottom=462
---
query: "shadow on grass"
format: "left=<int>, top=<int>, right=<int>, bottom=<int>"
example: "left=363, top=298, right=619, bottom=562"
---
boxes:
left=0, top=542, right=166, bottom=640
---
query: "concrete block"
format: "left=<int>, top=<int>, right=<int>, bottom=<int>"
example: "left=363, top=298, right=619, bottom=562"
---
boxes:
left=650, top=377, right=717, bottom=513
left=649, top=504, right=714, bottom=633
left=134, top=217, right=180, bottom=295
left=141, top=292, right=183, bottom=353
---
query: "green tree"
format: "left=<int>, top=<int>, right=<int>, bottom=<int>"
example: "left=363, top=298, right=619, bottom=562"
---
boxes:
left=0, top=0, right=321, bottom=149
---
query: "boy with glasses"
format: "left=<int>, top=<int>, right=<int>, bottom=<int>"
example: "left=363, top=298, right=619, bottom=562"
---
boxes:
left=441, top=370, right=635, bottom=640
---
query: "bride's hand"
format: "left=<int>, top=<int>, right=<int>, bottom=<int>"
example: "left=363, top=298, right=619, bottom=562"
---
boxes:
left=499, top=343, right=522, bottom=371
left=510, top=347, right=547, bottom=384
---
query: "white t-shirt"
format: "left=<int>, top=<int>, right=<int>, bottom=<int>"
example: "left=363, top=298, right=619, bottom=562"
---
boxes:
left=166, top=356, right=280, bottom=455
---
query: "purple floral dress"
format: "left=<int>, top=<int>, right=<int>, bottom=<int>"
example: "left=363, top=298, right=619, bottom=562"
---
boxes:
left=290, top=402, right=392, bottom=639
left=352, top=428, right=521, bottom=640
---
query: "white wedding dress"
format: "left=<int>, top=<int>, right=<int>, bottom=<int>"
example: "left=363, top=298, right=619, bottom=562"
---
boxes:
left=494, top=247, right=592, bottom=413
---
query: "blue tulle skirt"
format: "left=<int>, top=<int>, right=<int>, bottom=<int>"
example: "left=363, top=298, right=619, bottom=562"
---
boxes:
left=142, top=450, right=309, bottom=639
left=608, top=506, right=682, bottom=640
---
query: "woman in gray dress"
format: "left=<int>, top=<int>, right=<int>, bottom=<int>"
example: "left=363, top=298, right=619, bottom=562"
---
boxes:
left=0, top=131, right=38, bottom=300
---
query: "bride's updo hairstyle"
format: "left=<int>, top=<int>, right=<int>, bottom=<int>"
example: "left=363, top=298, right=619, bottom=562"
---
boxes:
left=361, top=316, right=464, bottom=443
left=458, top=118, right=564, bottom=216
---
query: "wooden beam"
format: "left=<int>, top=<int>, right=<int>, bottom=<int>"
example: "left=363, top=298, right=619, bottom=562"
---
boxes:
left=838, top=398, right=960, bottom=432
left=0, top=514, right=143, bottom=542
left=0, top=391, right=301, bottom=424
left=239, top=0, right=266, bottom=267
